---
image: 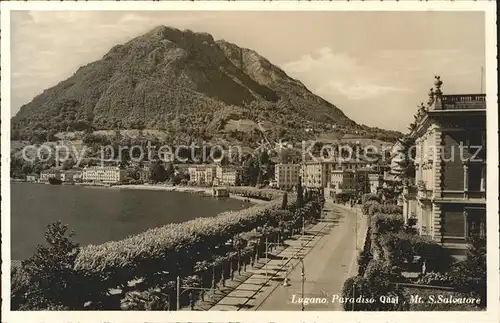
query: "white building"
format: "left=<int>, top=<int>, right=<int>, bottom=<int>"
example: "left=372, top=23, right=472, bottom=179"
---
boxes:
left=82, top=166, right=126, bottom=184
left=188, top=165, right=217, bottom=185
left=274, top=163, right=300, bottom=190
left=26, top=174, right=39, bottom=182
left=300, top=162, right=330, bottom=189
left=215, top=165, right=239, bottom=186
left=40, top=169, right=61, bottom=182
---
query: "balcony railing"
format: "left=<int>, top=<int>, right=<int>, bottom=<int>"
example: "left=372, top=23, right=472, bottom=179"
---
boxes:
left=441, top=94, right=486, bottom=110
left=417, top=189, right=433, bottom=200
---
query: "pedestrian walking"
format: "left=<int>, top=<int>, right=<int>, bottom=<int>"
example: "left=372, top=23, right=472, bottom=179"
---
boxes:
left=188, top=292, right=194, bottom=310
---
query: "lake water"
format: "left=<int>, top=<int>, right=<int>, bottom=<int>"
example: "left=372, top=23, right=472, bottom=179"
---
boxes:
left=11, top=183, right=253, bottom=260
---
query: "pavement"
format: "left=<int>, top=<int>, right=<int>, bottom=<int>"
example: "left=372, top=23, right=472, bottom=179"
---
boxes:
left=254, top=202, right=367, bottom=311
left=205, top=201, right=368, bottom=311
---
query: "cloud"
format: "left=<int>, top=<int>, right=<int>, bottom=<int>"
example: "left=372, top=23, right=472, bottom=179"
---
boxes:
left=317, top=81, right=410, bottom=100
left=283, top=47, right=358, bottom=74
left=283, top=47, right=410, bottom=100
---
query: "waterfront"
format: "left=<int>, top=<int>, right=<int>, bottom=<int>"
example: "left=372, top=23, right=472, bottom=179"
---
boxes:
left=11, top=183, right=254, bottom=260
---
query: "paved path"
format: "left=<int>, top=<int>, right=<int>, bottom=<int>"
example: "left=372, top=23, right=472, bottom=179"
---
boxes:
left=207, top=201, right=368, bottom=311
left=255, top=202, right=367, bottom=311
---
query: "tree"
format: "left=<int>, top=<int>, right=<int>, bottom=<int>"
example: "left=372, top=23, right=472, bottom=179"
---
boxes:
left=22, top=163, right=33, bottom=175
left=296, top=177, right=304, bottom=208
left=281, top=192, right=288, bottom=210
left=21, top=221, right=81, bottom=309
left=62, top=159, right=75, bottom=170
left=241, top=155, right=258, bottom=186
left=165, top=162, right=175, bottom=180
left=395, top=136, right=416, bottom=184
left=452, top=235, right=486, bottom=308
left=150, top=161, right=167, bottom=183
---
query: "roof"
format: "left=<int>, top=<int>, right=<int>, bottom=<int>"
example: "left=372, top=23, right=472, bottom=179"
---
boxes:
left=63, top=168, right=82, bottom=173
left=41, top=168, right=60, bottom=173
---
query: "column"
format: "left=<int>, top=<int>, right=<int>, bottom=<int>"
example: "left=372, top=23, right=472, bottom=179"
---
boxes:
left=433, top=128, right=443, bottom=198
left=463, top=209, right=469, bottom=239
left=432, top=203, right=443, bottom=243
left=463, top=163, right=469, bottom=199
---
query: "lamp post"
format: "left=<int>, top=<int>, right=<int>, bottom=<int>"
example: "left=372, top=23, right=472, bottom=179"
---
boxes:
left=352, top=281, right=356, bottom=311
left=302, top=215, right=305, bottom=236
left=300, top=258, right=305, bottom=311
left=282, top=257, right=305, bottom=311
left=264, top=237, right=280, bottom=277
left=355, top=207, right=358, bottom=251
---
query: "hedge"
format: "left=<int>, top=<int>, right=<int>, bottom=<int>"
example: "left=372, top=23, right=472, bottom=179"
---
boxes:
left=361, top=193, right=381, bottom=204
left=226, top=186, right=289, bottom=201
left=370, top=213, right=405, bottom=235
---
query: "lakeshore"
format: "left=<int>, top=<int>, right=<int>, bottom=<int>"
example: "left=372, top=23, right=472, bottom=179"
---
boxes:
left=11, top=183, right=255, bottom=260
left=112, top=184, right=269, bottom=204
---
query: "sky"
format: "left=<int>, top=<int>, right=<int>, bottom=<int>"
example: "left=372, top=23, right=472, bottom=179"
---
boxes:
left=9, top=11, right=485, bottom=132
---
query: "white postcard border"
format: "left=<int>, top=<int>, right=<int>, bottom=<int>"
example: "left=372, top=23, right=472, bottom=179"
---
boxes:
left=1, top=1, right=498, bottom=322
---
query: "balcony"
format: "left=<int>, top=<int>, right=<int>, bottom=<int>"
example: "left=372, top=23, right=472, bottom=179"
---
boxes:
left=441, top=94, right=486, bottom=110
left=417, top=189, right=433, bottom=200
left=416, top=181, right=432, bottom=200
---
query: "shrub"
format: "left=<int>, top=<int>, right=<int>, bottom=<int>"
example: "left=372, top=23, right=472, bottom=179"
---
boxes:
left=364, top=260, right=405, bottom=284
left=378, top=233, right=415, bottom=266
left=362, top=200, right=380, bottom=216
left=376, top=232, right=454, bottom=272
left=449, top=235, right=486, bottom=308
left=336, top=192, right=354, bottom=203
left=379, top=204, right=403, bottom=215
left=371, top=213, right=405, bottom=235
left=414, top=239, right=455, bottom=273
left=120, top=288, right=171, bottom=310
left=416, top=272, right=456, bottom=287
left=357, top=249, right=372, bottom=277
left=362, top=193, right=381, bottom=204
left=11, top=262, right=31, bottom=309
left=342, top=270, right=408, bottom=311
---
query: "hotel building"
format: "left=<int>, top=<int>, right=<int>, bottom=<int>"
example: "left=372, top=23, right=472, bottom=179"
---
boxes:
left=324, top=170, right=355, bottom=198
left=82, top=166, right=127, bottom=184
left=300, top=161, right=330, bottom=189
left=274, top=163, right=300, bottom=190
left=188, top=165, right=217, bottom=185
left=411, top=77, right=486, bottom=250
left=215, top=165, right=239, bottom=186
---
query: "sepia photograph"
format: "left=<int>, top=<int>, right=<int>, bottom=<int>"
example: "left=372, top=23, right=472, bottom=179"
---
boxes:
left=1, top=1, right=498, bottom=323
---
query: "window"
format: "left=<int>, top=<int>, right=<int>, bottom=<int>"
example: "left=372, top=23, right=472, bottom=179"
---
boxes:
left=467, top=163, right=483, bottom=192
left=466, top=131, right=486, bottom=161
left=465, top=207, right=486, bottom=238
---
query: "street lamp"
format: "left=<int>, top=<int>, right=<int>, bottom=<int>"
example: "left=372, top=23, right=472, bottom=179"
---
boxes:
left=264, top=236, right=281, bottom=277
left=355, top=207, right=358, bottom=251
left=282, top=257, right=306, bottom=311
left=302, top=215, right=305, bottom=236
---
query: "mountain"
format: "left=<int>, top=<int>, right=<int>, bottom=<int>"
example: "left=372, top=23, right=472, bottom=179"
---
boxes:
left=11, top=26, right=401, bottom=145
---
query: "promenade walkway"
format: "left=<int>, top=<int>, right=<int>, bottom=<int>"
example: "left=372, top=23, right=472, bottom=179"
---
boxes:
left=254, top=202, right=368, bottom=311
left=201, top=201, right=368, bottom=311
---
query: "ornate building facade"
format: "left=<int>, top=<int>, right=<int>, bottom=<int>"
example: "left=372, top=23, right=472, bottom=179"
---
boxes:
left=412, top=77, right=486, bottom=251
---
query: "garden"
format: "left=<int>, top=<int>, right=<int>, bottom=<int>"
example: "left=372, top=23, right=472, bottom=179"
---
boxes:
left=341, top=193, right=486, bottom=311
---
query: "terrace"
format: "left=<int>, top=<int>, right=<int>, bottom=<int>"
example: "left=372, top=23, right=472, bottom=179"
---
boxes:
left=440, top=94, right=486, bottom=110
